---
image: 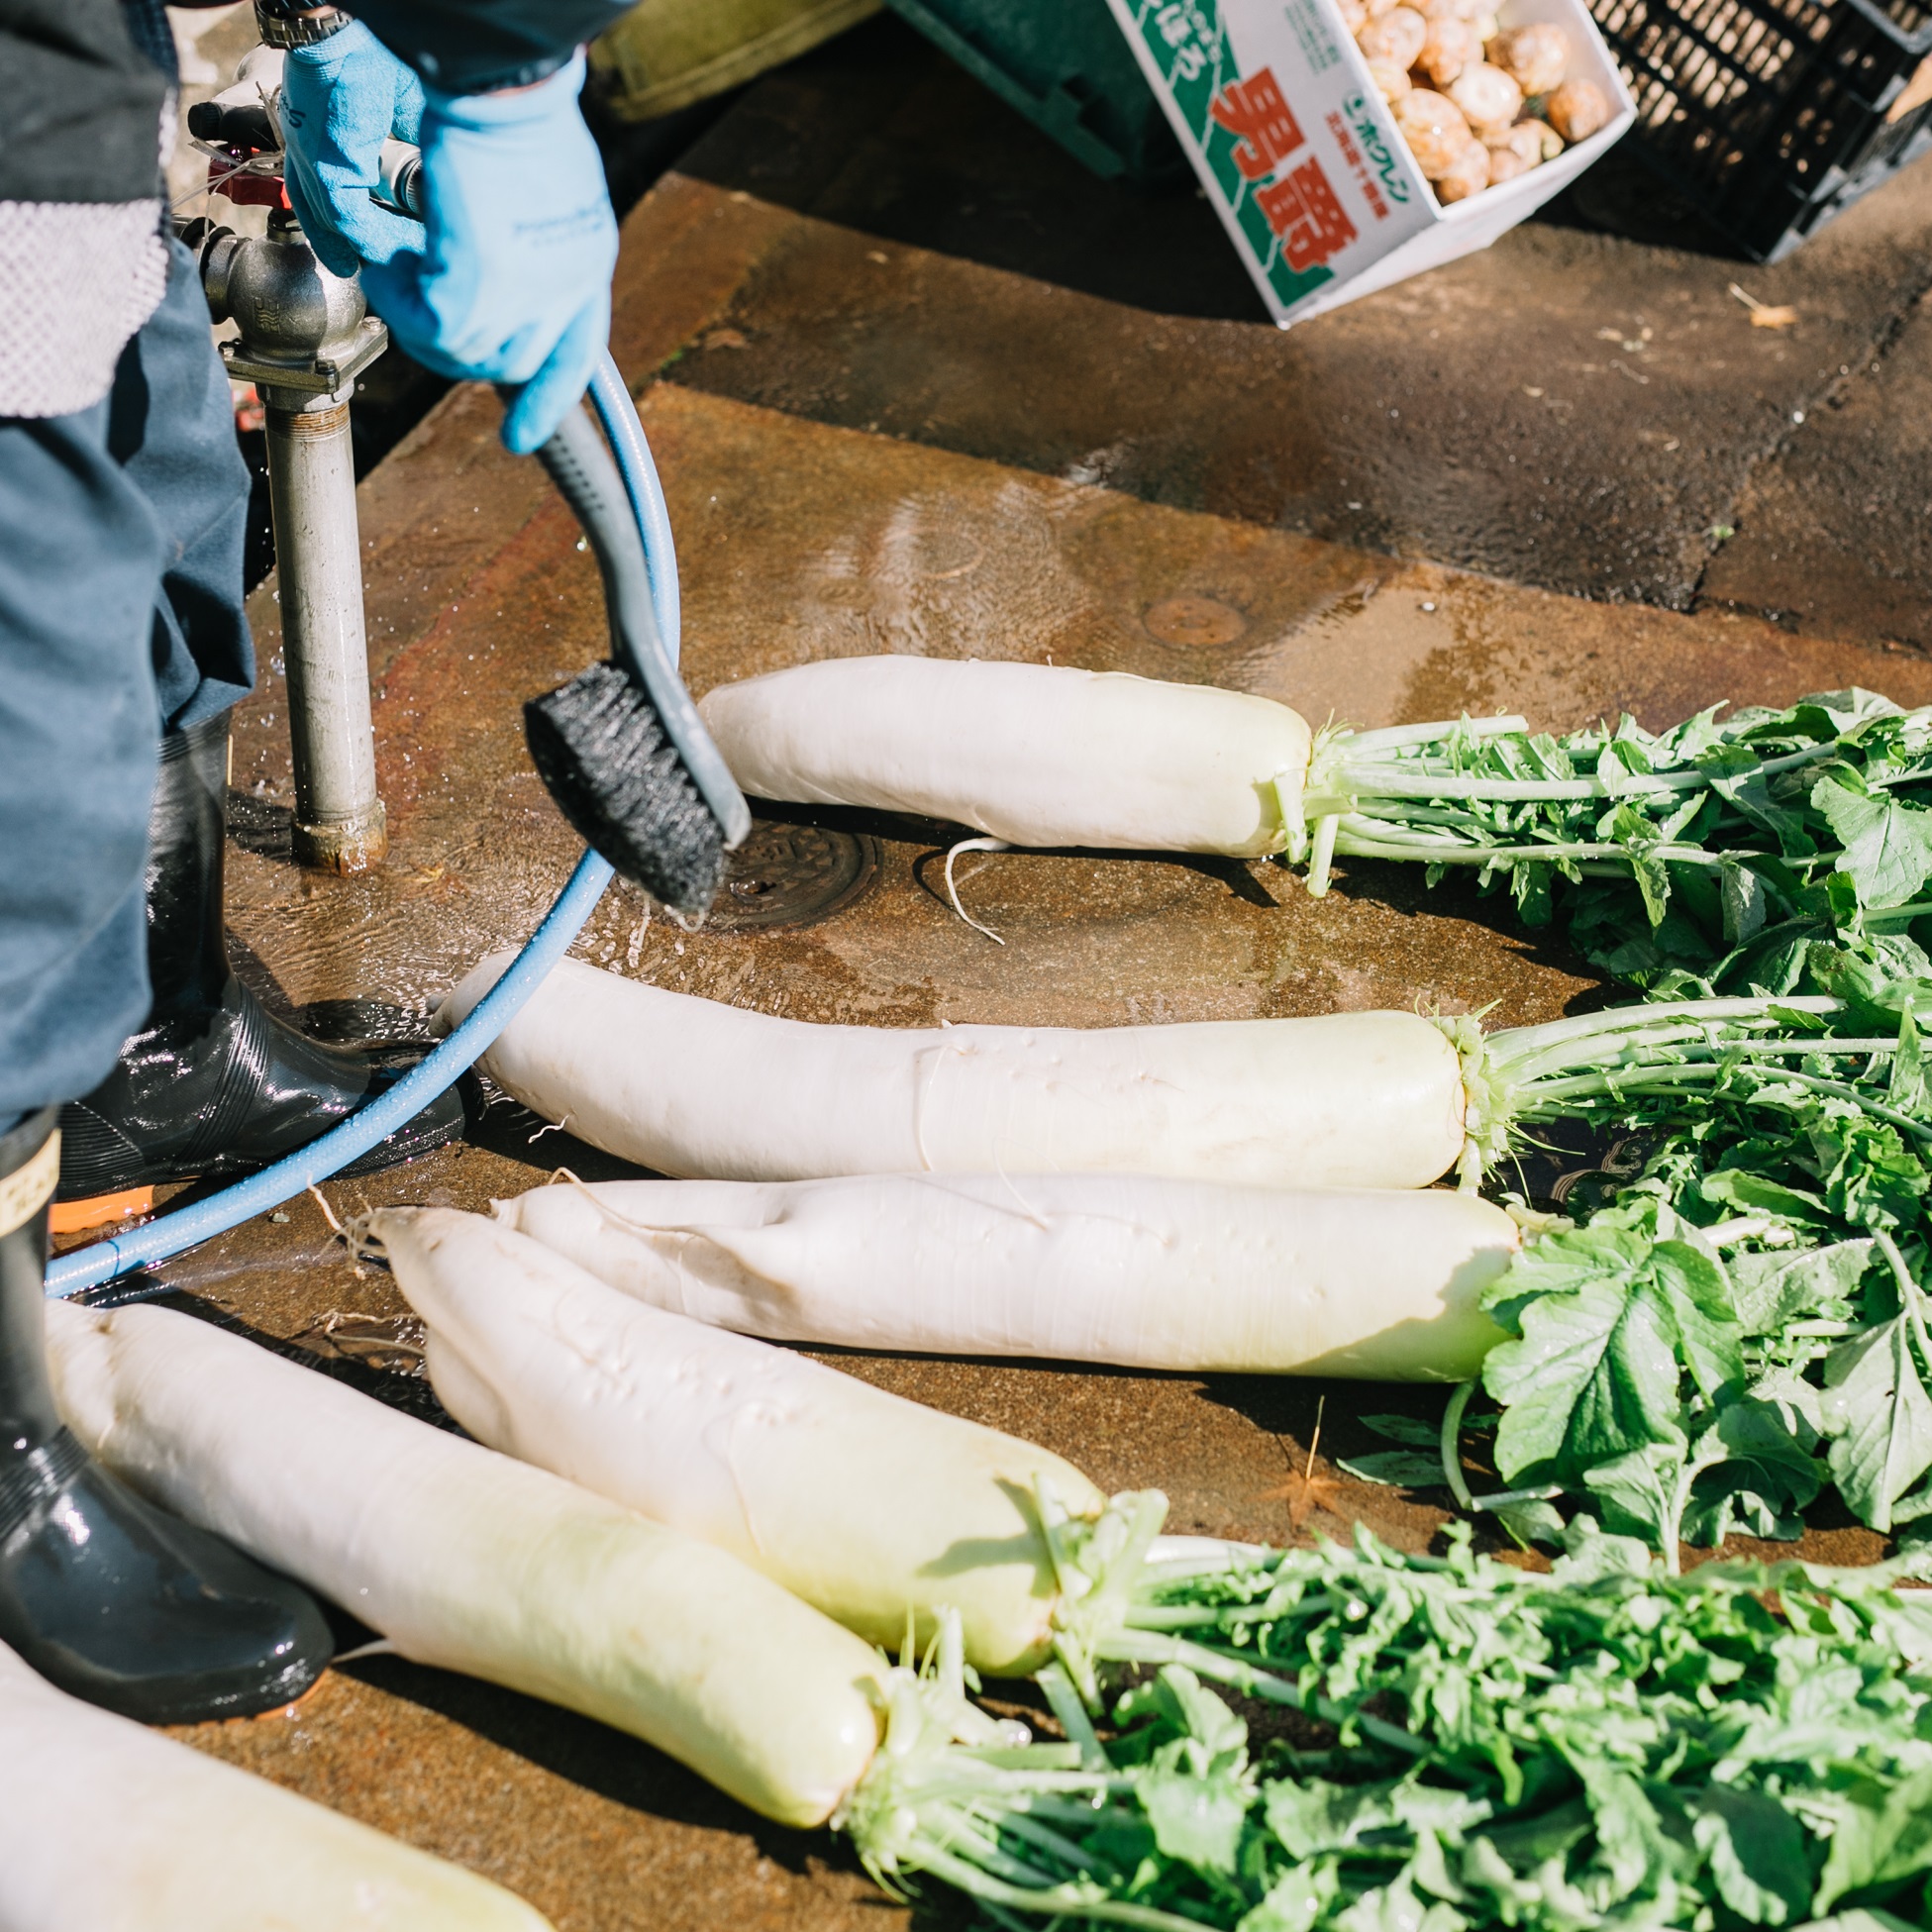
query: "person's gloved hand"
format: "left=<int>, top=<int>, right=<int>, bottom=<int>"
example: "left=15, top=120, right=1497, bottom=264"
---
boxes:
left=279, top=20, right=426, bottom=280
left=359, top=53, right=617, bottom=456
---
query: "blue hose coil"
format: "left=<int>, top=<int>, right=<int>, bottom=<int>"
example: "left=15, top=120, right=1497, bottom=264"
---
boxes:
left=46, top=354, right=666, bottom=1299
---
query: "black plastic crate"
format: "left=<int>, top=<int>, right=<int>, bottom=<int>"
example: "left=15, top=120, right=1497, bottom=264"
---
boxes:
left=1588, top=0, right=1932, bottom=257
left=883, top=0, right=1187, bottom=184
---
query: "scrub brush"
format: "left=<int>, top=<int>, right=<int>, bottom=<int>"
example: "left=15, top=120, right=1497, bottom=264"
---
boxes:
left=524, top=403, right=751, bottom=917
left=356, top=151, right=747, bottom=915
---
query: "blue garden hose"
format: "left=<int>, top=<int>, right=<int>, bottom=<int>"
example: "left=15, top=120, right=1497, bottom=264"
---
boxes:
left=45, top=354, right=667, bottom=1299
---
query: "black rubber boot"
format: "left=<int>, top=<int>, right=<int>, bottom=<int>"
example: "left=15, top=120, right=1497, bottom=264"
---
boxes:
left=57, top=711, right=466, bottom=1199
left=0, top=1109, right=334, bottom=1721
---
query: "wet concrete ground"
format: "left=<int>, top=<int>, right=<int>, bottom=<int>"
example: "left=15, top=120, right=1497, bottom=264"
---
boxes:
left=107, top=14, right=1932, bottom=1928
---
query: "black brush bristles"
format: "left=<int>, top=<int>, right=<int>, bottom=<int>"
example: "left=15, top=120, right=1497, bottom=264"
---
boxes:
left=525, top=663, right=728, bottom=918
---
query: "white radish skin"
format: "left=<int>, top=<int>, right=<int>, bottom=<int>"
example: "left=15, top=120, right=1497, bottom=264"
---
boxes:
left=43, top=1300, right=883, bottom=1829
left=0, top=1638, right=551, bottom=1932
left=372, top=1208, right=1108, bottom=1676
left=695, top=657, right=1312, bottom=859
left=497, top=1173, right=1517, bottom=1382
left=443, top=954, right=1469, bottom=1193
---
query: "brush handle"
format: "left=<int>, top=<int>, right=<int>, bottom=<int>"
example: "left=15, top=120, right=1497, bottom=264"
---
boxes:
left=533, top=404, right=752, bottom=850
left=365, top=146, right=738, bottom=840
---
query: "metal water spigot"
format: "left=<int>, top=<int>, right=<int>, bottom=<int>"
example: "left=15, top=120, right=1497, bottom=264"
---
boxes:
left=178, top=208, right=390, bottom=873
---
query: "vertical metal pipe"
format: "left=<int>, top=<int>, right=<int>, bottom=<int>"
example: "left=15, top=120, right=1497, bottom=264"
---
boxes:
left=262, top=391, right=387, bottom=872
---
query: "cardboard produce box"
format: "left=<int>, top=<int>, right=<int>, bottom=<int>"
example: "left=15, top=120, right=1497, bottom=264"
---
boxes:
left=1104, top=0, right=1636, bottom=323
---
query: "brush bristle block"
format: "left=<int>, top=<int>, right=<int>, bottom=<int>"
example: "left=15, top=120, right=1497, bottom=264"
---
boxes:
left=526, top=664, right=728, bottom=918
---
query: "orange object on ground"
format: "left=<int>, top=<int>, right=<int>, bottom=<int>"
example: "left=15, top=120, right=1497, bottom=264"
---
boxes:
left=51, top=1188, right=155, bottom=1236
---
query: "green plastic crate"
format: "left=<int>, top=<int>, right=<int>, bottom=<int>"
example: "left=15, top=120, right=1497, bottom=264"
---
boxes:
left=884, top=0, right=1188, bottom=181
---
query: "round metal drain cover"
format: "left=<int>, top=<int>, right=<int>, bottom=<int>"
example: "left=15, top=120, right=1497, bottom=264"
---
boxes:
left=1144, top=595, right=1248, bottom=648
left=707, top=819, right=879, bottom=931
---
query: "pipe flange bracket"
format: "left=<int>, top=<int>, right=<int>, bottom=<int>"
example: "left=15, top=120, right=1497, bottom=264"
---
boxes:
left=220, top=315, right=389, bottom=402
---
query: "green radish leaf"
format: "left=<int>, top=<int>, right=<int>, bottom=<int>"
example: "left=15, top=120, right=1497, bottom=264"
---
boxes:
left=1706, top=763, right=1818, bottom=860
left=1884, top=1478, right=1932, bottom=1525
left=1805, top=940, right=1932, bottom=1021
left=1689, top=1787, right=1814, bottom=1925
left=1360, top=1414, right=1446, bottom=1449
left=1767, top=1001, right=1835, bottom=1034
left=1721, top=858, right=1772, bottom=946
left=1821, top=1315, right=1932, bottom=1531
left=1479, top=1215, right=1656, bottom=1328
left=1815, top=1768, right=1932, bottom=1909
left=1793, top=1915, right=1920, bottom=1932
left=1890, top=1007, right=1928, bottom=1118
left=1331, top=1878, right=1458, bottom=1932
left=1721, top=921, right=1822, bottom=998
left=1598, top=803, right=1675, bottom=927
left=1336, top=1452, right=1445, bottom=1489
left=1812, top=775, right=1932, bottom=908
left=1825, top=869, right=1864, bottom=934
left=1238, top=1865, right=1334, bottom=1932
left=1264, top=1779, right=1397, bottom=1860
left=1484, top=1220, right=1743, bottom=1490
left=1484, top=1273, right=1683, bottom=1483
left=1583, top=1441, right=1685, bottom=1549
left=1682, top=1399, right=1824, bottom=1546
left=1141, top=1770, right=1249, bottom=1874
left=1649, top=1240, right=1746, bottom=1401
left=1492, top=1498, right=1567, bottom=1547
left=1729, top=1242, right=1872, bottom=1331
left=1510, top=861, right=1554, bottom=927
left=1810, top=1113, right=1929, bottom=1233
left=1573, top=1758, right=1678, bottom=1899
left=1700, top=1169, right=1834, bottom=1228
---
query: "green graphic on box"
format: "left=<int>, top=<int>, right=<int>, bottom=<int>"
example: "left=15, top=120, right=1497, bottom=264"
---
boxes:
left=1122, top=0, right=1333, bottom=307
left=1105, top=0, right=1434, bottom=322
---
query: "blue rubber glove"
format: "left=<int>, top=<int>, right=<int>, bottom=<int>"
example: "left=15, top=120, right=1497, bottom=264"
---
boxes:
left=358, top=53, right=617, bottom=456
left=279, top=20, right=426, bottom=279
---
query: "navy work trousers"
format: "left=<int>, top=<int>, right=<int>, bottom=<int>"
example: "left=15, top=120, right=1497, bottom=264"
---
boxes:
left=0, top=236, right=254, bottom=1122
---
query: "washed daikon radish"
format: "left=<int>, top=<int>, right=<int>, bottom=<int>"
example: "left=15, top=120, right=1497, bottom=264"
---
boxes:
left=0, top=1638, right=552, bottom=1932
left=496, top=1172, right=1518, bottom=1380
left=369, top=1207, right=1113, bottom=1675
left=441, top=953, right=1469, bottom=1191
left=699, top=656, right=1576, bottom=897
left=697, top=657, right=1312, bottom=859
left=43, top=1299, right=885, bottom=1828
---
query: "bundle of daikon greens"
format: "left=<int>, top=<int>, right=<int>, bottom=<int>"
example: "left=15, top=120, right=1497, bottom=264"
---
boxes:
left=851, top=1523, right=1932, bottom=1932
left=1446, top=1028, right=1932, bottom=1563
left=1305, top=689, right=1932, bottom=999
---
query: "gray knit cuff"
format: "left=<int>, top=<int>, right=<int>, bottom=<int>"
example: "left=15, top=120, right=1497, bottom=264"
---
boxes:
left=0, top=198, right=169, bottom=419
